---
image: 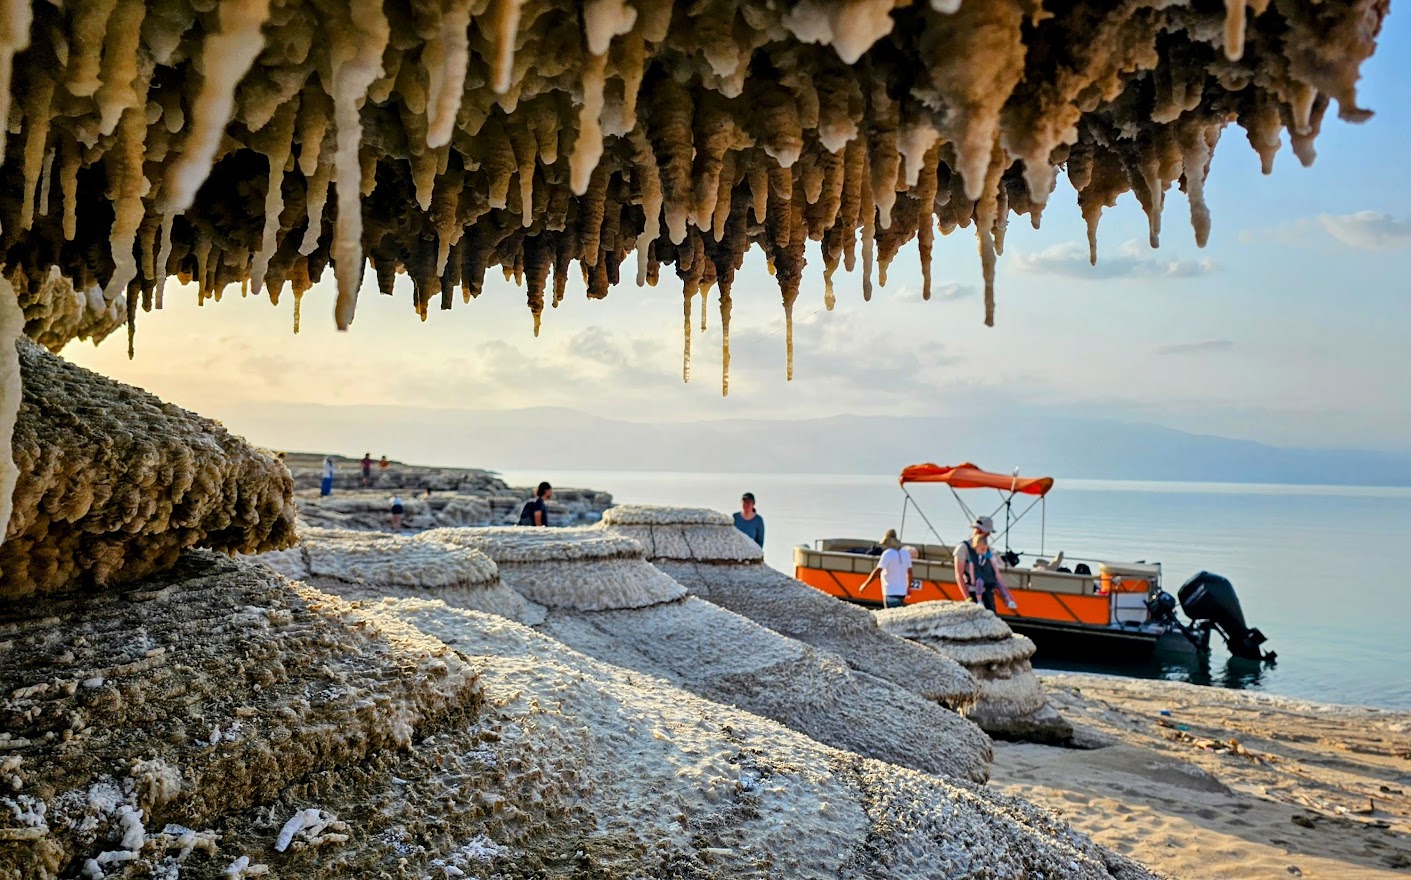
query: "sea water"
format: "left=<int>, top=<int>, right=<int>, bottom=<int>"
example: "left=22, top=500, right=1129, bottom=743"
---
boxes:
left=500, top=470, right=1411, bottom=710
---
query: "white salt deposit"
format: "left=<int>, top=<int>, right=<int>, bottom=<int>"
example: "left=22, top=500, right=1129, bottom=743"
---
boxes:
left=253, top=527, right=545, bottom=625
left=877, top=602, right=1072, bottom=742
left=420, top=527, right=686, bottom=611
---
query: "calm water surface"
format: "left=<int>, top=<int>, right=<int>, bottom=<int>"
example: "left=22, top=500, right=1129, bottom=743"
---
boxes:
left=501, top=469, right=1411, bottom=710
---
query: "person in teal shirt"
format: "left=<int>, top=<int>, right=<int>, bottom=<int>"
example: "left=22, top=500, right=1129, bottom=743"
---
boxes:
left=733, top=492, right=764, bottom=547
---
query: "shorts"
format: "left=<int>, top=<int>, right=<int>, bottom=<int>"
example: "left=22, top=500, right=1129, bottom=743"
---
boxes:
left=883, top=595, right=906, bottom=608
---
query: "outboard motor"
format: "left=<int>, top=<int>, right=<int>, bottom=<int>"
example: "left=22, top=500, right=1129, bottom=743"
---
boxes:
left=1178, top=571, right=1275, bottom=661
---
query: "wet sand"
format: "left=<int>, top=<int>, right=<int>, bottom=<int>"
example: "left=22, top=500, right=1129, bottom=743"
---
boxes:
left=989, top=673, right=1411, bottom=879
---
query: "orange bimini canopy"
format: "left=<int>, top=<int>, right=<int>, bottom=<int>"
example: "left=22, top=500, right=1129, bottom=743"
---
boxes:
left=900, top=463, right=1054, bottom=496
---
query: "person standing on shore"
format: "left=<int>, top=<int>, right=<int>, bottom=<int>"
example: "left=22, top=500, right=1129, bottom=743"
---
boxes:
left=518, top=482, right=552, bottom=526
left=390, top=495, right=404, bottom=530
left=361, top=453, right=373, bottom=486
left=955, top=516, right=1018, bottom=613
left=733, top=492, right=765, bottom=547
left=320, top=457, right=335, bottom=496
left=859, top=530, right=912, bottom=608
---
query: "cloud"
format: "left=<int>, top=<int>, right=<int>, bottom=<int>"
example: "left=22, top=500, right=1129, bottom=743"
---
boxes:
left=1317, top=212, right=1411, bottom=251
left=1013, top=240, right=1216, bottom=279
left=931, top=282, right=978, bottom=301
left=1155, top=339, right=1235, bottom=356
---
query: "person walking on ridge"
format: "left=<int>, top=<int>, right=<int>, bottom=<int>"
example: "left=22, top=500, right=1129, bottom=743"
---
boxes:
left=518, top=482, right=552, bottom=526
left=859, top=530, right=913, bottom=608
left=320, top=457, right=335, bottom=496
left=390, top=495, right=404, bottom=531
left=361, top=452, right=373, bottom=486
left=733, top=492, right=764, bottom=547
left=955, top=515, right=1018, bottom=614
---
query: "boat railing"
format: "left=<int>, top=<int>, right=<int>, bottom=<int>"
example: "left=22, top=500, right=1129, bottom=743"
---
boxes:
left=806, top=539, right=1161, bottom=595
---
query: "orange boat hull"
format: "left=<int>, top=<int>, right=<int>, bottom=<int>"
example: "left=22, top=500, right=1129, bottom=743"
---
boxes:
left=794, top=565, right=1114, bottom=627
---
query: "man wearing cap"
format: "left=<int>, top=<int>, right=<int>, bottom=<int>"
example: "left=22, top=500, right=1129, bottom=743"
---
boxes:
left=955, top=516, right=1018, bottom=614
left=859, top=529, right=913, bottom=608
left=733, top=492, right=765, bottom=547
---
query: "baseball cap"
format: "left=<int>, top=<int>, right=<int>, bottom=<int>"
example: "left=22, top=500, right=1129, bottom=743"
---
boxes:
left=741, top=492, right=756, bottom=502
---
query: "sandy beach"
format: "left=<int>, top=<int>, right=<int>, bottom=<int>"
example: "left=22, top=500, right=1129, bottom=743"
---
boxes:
left=990, top=673, right=1411, bottom=879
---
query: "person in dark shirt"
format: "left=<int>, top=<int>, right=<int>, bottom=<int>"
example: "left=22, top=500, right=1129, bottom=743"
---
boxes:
left=732, top=492, right=765, bottom=547
left=518, top=481, right=553, bottom=526
left=360, top=453, right=373, bottom=486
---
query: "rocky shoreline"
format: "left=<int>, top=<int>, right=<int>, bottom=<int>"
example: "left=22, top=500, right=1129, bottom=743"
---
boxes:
left=280, top=453, right=614, bottom=531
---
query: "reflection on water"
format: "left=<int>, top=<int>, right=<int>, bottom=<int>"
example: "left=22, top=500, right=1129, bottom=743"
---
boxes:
left=1034, top=650, right=1272, bottom=691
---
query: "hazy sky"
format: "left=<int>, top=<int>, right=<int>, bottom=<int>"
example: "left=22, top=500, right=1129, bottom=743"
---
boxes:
left=67, top=9, right=1411, bottom=456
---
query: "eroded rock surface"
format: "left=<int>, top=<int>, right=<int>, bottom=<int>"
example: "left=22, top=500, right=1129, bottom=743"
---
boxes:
left=0, top=339, right=296, bottom=600
left=418, top=524, right=992, bottom=783
left=0, top=554, right=1158, bottom=879
left=600, top=504, right=979, bottom=708
left=0, top=553, right=478, bottom=878
left=877, top=600, right=1074, bottom=744
left=256, top=526, right=545, bottom=625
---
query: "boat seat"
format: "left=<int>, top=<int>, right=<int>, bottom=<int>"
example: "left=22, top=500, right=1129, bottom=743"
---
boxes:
left=1032, top=551, right=1064, bottom=571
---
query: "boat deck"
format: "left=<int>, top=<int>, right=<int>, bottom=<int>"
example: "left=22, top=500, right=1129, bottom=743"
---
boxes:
left=794, top=539, right=1160, bottom=633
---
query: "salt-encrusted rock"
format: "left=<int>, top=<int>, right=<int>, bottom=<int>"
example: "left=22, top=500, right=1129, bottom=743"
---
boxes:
left=599, top=504, right=765, bottom=562
left=292, top=484, right=611, bottom=532
left=0, top=340, right=297, bottom=600
left=10, top=267, right=125, bottom=354
left=334, top=599, right=1155, bottom=880
left=0, top=554, right=1154, bottom=879
left=876, top=601, right=1074, bottom=744
left=258, top=527, right=543, bottom=626
left=417, top=525, right=990, bottom=782
left=419, top=527, right=686, bottom=612
left=0, top=553, right=477, bottom=877
left=602, top=505, right=978, bottom=709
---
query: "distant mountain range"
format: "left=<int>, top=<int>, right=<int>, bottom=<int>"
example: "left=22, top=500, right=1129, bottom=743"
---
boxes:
left=230, top=404, right=1411, bottom=487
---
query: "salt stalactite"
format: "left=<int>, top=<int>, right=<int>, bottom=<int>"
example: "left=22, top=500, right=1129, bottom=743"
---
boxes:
left=330, top=1, right=391, bottom=330
left=570, top=52, right=609, bottom=195
left=0, top=0, right=1390, bottom=364
left=93, top=0, right=147, bottom=137
left=719, top=286, right=731, bottom=397
left=16, top=72, right=52, bottom=233
left=249, top=102, right=297, bottom=296
left=0, top=0, right=33, bottom=163
left=0, top=275, right=22, bottom=545
left=161, top=0, right=272, bottom=217
left=1224, top=0, right=1249, bottom=61
left=424, top=1, right=473, bottom=149
left=103, top=80, right=155, bottom=305
left=489, top=0, right=527, bottom=94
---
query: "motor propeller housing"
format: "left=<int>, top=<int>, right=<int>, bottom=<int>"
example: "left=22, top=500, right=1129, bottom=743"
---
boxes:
left=1177, top=571, right=1276, bottom=661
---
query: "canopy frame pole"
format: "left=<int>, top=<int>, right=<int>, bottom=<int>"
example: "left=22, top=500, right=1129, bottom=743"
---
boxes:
left=991, top=494, right=1047, bottom=553
left=1041, top=496, right=1046, bottom=557
left=904, top=486, right=949, bottom=547
left=899, top=491, right=909, bottom=541
left=948, top=485, right=977, bottom=524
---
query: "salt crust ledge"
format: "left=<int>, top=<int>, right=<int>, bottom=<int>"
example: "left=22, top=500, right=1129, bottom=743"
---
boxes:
left=0, top=339, right=297, bottom=600
left=257, top=526, right=547, bottom=626
left=0, top=553, right=479, bottom=878
left=0, top=553, right=1156, bottom=878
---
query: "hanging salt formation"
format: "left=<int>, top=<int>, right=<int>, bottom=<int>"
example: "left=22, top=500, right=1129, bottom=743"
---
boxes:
left=0, top=0, right=1387, bottom=392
